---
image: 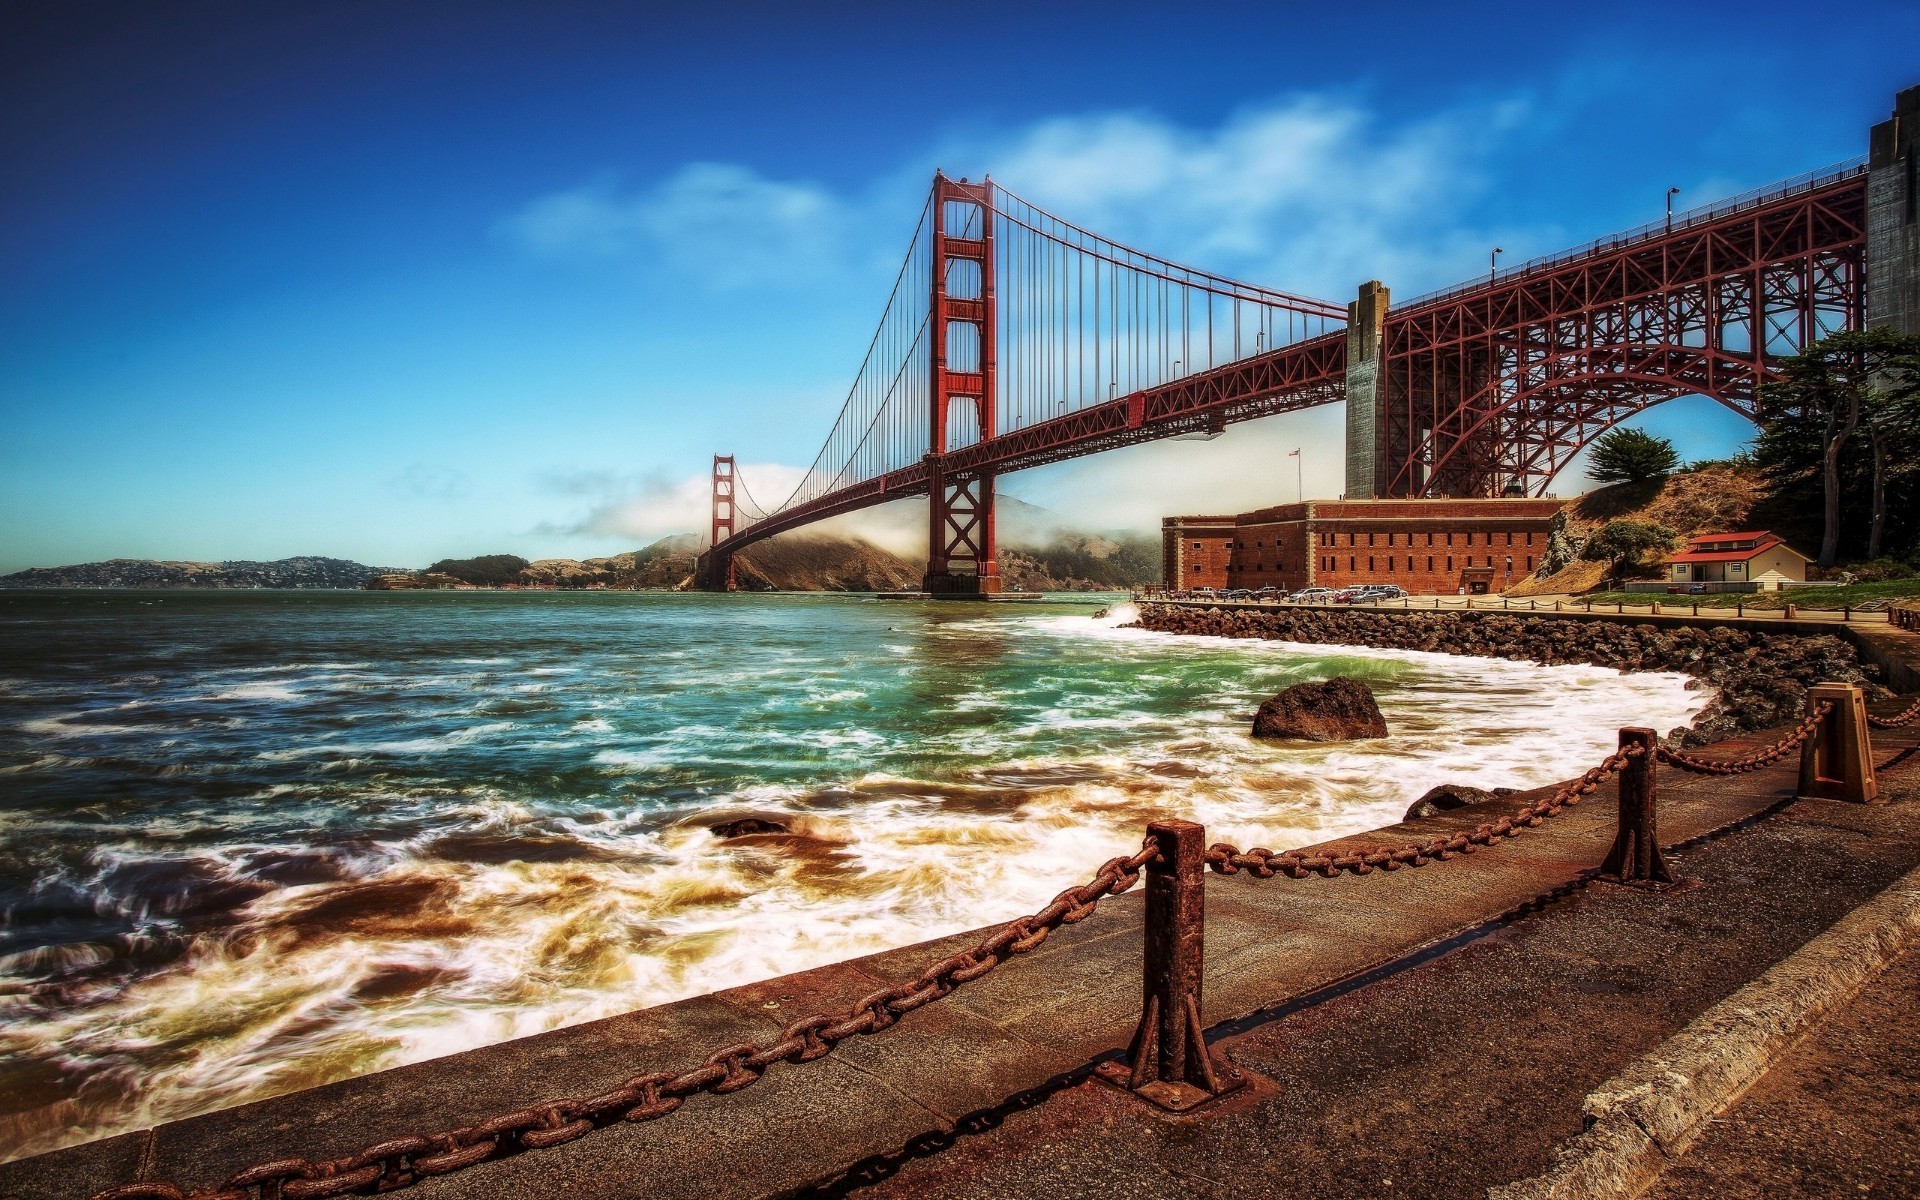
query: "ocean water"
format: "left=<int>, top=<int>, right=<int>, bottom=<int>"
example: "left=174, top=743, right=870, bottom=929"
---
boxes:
left=0, top=590, right=1707, bottom=1159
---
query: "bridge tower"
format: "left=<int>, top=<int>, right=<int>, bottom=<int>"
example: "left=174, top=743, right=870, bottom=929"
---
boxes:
left=707, top=454, right=736, bottom=591
left=1869, top=84, right=1920, bottom=335
left=924, top=173, right=1002, bottom=598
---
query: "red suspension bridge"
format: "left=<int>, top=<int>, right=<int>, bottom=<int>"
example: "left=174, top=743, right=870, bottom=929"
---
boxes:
left=698, top=157, right=1876, bottom=595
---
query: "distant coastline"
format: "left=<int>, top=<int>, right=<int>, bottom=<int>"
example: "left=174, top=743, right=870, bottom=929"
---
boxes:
left=1, top=529, right=1159, bottom=594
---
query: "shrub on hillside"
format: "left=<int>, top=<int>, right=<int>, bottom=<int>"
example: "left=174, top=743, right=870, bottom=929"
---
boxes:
left=1580, top=520, right=1681, bottom=578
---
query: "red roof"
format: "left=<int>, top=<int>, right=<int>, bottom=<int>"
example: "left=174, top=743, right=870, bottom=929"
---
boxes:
left=1666, top=531, right=1806, bottom=564
left=1687, top=531, right=1772, bottom=543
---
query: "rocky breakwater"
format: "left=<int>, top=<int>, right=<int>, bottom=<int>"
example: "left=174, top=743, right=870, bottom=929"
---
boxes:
left=1136, top=604, right=1882, bottom=745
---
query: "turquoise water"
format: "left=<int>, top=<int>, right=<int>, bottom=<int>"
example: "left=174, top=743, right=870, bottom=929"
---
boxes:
left=0, top=590, right=1705, bottom=1158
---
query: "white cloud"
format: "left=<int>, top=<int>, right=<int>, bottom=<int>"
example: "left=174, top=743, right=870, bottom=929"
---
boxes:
left=965, top=93, right=1538, bottom=300
left=387, top=463, right=469, bottom=500
left=537, top=462, right=814, bottom=545
left=495, top=164, right=889, bottom=290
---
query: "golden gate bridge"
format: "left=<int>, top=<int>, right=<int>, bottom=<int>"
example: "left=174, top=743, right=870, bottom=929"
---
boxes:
left=699, top=159, right=1872, bottom=595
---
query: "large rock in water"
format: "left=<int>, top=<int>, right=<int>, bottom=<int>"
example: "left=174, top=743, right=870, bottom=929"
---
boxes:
left=1252, top=677, right=1388, bottom=742
left=1404, top=783, right=1517, bottom=821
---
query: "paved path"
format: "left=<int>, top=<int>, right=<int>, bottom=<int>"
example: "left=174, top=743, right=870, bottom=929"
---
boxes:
left=5, top=714, right=1916, bottom=1200
left=1638, top=947, right=1920, bottom=1200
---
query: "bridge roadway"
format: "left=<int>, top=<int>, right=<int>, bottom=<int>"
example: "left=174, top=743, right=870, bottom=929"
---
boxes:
left=8, top=706, right=1919, bottom=1199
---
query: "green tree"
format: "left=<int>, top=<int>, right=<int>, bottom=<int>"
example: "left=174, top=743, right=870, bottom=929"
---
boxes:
left=427, top=554, right=530, bottom=586
left=1754, top=327, right=1920, bottom=567
left=1580, top=519, right=1681, bottom=578
left=1587, top=427, right=1681, bottom=484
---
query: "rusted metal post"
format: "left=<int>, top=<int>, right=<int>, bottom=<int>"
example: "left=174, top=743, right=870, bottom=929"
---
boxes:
left=1798, top=682, right=1879, bottom=804
left=1597, top=728, right=1675, bottom=887
left=1096, top=819, right=1244, bottom=1112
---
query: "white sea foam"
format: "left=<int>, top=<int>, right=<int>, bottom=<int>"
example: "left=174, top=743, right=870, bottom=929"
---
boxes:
left=0, top=600, right=1711, bottom=1164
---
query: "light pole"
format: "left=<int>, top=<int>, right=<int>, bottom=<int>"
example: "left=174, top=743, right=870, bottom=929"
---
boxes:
left=1666, top=186, right=1680, bottom=232
left=1490, top=247, right=1504, bottom=282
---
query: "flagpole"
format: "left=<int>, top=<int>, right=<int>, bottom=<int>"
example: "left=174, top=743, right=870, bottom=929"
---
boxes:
left=1294, top=448, right=1302, bottom=503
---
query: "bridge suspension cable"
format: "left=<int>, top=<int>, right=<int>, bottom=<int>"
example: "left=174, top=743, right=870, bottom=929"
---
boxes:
left=726, top=176, right=1347, bottom=540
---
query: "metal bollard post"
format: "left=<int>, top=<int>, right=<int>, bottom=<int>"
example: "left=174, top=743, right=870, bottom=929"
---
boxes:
left=1785, top=603, right=1797, bottom=620
left=1096, top=819, right=1245, bottom=1112
left=1798, top=683, right=1879, bottom=804
left=1598, top=728, right=1676, bottom=887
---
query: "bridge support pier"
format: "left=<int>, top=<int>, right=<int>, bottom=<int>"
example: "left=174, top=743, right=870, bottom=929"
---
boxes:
left=1869, top=85, right=1920, bottom=336
left=1342, top=280, right=1389, bottom=499
left=924, top=468, right=1001, bottom=597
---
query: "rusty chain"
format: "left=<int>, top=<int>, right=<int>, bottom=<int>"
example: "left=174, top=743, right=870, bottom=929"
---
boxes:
left=1866, top=695, right=1920, bottom=730
left=1205, top=746, right=1639, bottom=880
left=89, top=839, right=1162, bottom=1200
left=1655, top=701, right=1832, bottom=776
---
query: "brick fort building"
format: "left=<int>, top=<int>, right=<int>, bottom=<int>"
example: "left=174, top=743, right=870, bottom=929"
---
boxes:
left=1163, top=498, right=1562, bottom=596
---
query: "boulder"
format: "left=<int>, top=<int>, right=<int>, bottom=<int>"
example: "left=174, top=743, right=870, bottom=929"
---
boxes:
left=709, top=817, right=790, bottom=839
left=1252, top=677, right=1388, bottom=742
left=1403, top=783, right=1517, bottom=821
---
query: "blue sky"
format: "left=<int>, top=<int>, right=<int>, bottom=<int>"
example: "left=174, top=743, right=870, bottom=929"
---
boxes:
left=2, top=0, right=1915, bottom=572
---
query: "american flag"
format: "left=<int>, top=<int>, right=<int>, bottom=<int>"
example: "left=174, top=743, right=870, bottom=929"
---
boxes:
left=1288, top=448, right=1300, bottom=457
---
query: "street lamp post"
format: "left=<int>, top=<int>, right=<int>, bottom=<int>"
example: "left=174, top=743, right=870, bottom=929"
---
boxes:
left=1666, top=186, right=1681, bottom=232
left=1490, top=247, right=1504, bottom=282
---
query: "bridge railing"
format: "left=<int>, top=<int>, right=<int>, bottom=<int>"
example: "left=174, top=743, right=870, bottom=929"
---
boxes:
left=1398, top=155, right=1870, bottom=311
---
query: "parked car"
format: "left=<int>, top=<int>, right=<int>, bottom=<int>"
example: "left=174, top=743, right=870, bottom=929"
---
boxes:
left=1367, top=584, right=1409, bottom=601
left=1289, top=587, right=1335, bottom=603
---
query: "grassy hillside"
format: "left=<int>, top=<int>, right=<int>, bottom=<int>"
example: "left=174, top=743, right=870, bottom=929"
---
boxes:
left=1509, top=464, right=1773, bottom=598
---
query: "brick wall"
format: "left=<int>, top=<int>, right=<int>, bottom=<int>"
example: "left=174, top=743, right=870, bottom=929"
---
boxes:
left=1167, top=498, right=1561, bottom=595
left=1162, top=517, right=1236, bottom=589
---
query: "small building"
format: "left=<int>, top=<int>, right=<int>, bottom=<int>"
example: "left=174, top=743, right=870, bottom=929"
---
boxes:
left=1664, top=531, right=1810, bottom=591
left=1163, top=498, right=1563, bottom=595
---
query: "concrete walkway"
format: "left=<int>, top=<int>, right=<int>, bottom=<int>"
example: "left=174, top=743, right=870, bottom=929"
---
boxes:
left=5, top=715, right=1917, bottom=1200
left=1638, top=948, right=1920, bottom=1199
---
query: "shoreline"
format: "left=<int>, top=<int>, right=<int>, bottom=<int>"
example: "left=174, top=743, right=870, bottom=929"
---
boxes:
left=1131, top=601, right=1890, bottom=746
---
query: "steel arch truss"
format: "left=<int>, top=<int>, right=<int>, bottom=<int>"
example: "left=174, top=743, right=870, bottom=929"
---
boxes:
left=1381, top=180, right=1866, bottom=497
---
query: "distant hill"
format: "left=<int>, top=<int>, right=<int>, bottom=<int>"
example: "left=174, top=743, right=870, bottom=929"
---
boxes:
left=0, top=556, right=405, bottom=589
left=2, top=525, right=1162, bottom=595
left=369, top=535, right=704, bottom=590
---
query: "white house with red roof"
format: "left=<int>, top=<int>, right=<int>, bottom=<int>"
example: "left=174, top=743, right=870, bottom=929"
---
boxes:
left=1664, top=531, right=1811, bottom=591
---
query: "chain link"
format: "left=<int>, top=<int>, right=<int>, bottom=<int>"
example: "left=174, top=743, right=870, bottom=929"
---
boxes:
left=1866, top=696, right=1920, bottom=730
left=1205, top=746, right=1639, bottom=881
left=89, top=838, right=1161, bottom=1200
left=1655, top=701, right=1832, bottom=775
